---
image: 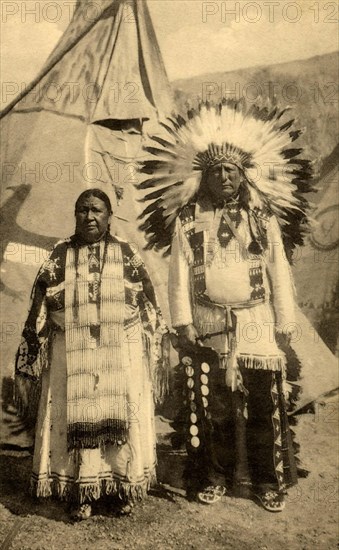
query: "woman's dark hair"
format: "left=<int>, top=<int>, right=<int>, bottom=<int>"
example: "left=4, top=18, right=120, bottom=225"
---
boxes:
left=75, top=188, right=113, bottom=214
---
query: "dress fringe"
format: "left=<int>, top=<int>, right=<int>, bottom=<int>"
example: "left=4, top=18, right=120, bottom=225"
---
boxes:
left=30, top=473, right=157, bottom=504
left=66, top=424, right=128, bottom=451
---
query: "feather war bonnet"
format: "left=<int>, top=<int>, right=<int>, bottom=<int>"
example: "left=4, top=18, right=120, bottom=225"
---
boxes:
left=137, top=99, right=314, bottom=256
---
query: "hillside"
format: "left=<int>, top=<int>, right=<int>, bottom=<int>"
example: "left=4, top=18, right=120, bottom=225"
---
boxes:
left=173, top=51, right=339, bottom=166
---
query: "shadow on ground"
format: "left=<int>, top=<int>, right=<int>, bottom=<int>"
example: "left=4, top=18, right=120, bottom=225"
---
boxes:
left=0, top=455, right=72, bottom=523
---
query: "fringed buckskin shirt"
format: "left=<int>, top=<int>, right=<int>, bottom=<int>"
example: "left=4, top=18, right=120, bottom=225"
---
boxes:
left=168, top=198, right=296, bottom=390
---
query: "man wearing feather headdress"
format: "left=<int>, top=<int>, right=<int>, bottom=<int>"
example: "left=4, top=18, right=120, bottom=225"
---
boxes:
left=138, top=99, right=313, bottom=512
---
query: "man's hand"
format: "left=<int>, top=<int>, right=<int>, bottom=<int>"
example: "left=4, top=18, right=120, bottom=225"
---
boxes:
left=275, top=329, right=292, bottom=348
left=176, top=324, right=201, bottom=349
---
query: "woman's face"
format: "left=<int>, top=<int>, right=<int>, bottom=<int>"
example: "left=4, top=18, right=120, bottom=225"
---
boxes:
left=205, top=162, right=242, bottom=202
left=75, top=195, right=111, bottom=243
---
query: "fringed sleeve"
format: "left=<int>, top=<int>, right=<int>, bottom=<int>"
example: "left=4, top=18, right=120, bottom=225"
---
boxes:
left=141, top=268, right=171, bottom=404
left=120, top=238, right=171, bottom=403
left=139, top=294, right=171, bottom=404
left=13, top=239, right=65, bottom=426
left=168, top=218, right=194, bottom=328
left=265, top=215, right=297, bottom=333
left=14, top=279, right=49, bottom=427
left=149, top=317, right=171, bottom=404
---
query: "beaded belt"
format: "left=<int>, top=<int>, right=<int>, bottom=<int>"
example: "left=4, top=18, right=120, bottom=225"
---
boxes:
left=195, top=294, right=266, bottom=340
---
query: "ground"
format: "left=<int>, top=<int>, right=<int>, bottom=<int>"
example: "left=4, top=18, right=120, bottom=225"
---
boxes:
left=0, top=392, right=338, bottom=550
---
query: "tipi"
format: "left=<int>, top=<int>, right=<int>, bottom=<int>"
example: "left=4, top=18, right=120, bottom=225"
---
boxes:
left=293, top=144, right=339, bottom=355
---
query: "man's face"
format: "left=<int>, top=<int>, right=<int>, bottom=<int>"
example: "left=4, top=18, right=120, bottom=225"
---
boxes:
left=75, top=195, right=111, bottom=243
left=205, top=162, right=242, bottom=202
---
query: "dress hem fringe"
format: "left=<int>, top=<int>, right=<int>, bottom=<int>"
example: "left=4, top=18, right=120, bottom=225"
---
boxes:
left=30, top=473, right=157, bottom=504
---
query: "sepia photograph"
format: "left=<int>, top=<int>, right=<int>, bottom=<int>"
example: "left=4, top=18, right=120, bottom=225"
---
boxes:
left=0, top=0, right=338, bottom=548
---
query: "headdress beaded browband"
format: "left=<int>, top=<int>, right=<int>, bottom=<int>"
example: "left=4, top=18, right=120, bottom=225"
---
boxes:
left=137, top=98, right=314, bottom=256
